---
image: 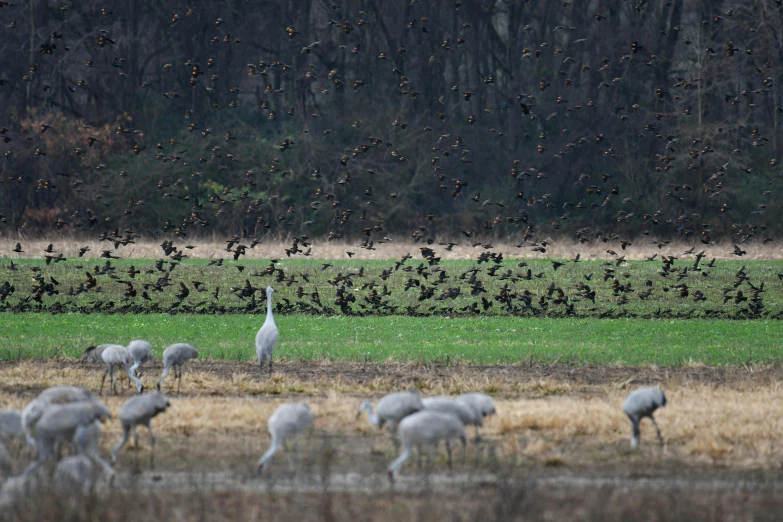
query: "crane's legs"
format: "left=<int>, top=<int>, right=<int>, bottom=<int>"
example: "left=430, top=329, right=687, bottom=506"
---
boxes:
left=628, top=414, right=641, bottom=449
left=110, top=367, right=117, bottom=395
left=649, top=415, right=664, bottom=447
left=285, top=440, right=296, bottom=471
left=473, top=425, right=481, bottom=442
left=99, top=369, right=109, bottom=395
left=111, top=424, right=131, bottom=463
left=445, top=440, right=452, bottom=468
left=146, top=423, right=156, bottom=469
left=176, top=364, right=182, bottom=395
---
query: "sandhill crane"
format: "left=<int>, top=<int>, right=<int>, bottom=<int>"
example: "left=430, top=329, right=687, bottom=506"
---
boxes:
left=21, top=386, right=94, bottom=448
left=388, top=410, right=467, bottom=479
left=455, top=392, right=496, bottom=440
left=0, top=470, right=40, bottom=509
left=111, top=391, right=171, bottom=467
left=357, top=391, right=423, bottom=436
left=157, top=343, right=199, bottom=394
left=100, top=344, right=143, bottom=395
left=257, top=402, right=314, bottom=471
left=81, top=344, right=110, bottom=364
left=127, top=340, right=152, bottom=377
left=422, top=397, right=483, bottom=430
left=255, top=286, right=278, bottom=372
left=21, top=400, right=112, bottom=478
left=0, top=409, right=23, bottom=443
left=54, top=455, right=97, bottom=494
left=623, top=386, right=667, bottom=449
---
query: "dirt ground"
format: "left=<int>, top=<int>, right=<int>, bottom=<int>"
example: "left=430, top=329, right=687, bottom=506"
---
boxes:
left=2, top=360, right=783, bottom=520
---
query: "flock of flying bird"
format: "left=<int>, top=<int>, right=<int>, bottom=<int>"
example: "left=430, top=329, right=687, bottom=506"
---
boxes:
left=1, top=238, right=779, bottom=320
left=0, top=283, right=667, bottom=503
left=0, top=1, right=780, bottom=320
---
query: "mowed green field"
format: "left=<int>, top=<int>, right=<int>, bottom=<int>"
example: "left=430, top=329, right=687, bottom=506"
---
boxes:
left=0, top=313, right=780, bottom=365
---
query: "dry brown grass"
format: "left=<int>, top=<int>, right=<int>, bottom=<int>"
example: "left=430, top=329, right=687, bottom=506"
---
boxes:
left=1, top=238, right=782, bottom=260
left=1, top=361, right=782, bottom=471
left=7, top=484, right=783, bottom=522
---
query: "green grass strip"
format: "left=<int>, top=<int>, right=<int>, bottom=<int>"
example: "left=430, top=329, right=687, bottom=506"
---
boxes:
left=1, top=313, right=780, bottom=366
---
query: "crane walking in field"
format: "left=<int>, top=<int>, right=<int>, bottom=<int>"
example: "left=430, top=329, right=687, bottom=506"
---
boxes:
left=623, top=386, right=667, bottom=449
left=80, top=344, right=110, bottom=364
left=257, top=402, right=314, bottom=471
left=22, top=386, right=94, bottom=448
left=388, top=410, right=467, bottom=480
left=99, top=344, right=144, bottom=395
left=357, top=391, right=423, bottom=437
left=256, top=286, right=278, bottom=373
left=455, top=392, right=496, bottom=440
left=54, top=455, right=99, bottom=494
left=423, top=397, right=482, bottom=429
left=111, top=391, right=171, bottom=468
left=127, top=340, right=153, bottom=377
left=157, top=343, right=199, bottom=394
left=21, top=400, right=112, bottom=478
left=0, top=409, right=24, bottom=444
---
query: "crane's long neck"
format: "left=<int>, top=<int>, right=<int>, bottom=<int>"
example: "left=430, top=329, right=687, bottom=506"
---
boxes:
left=258, top=434, right=281, bottom=468
left=388, top=443, right=412, bottom=475
left=363, top=405, right=381, bottom=427
left=157, top=363, right=171, bottom=389
left=266, top=292, right=274, bottom=321
left=125, top=364, right=143, bottom=391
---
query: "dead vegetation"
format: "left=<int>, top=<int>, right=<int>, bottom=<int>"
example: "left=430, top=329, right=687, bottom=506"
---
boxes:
left=1, top=360, right=782, bottom=473
left=4, top=481, right=783, bottom=522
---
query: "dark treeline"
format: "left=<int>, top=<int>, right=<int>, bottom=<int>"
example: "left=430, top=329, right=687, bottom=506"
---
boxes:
left=0, top=0, right=781, bottom=247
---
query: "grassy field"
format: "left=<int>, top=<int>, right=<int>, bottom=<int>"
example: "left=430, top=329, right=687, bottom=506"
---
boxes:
left=1, top=313, right=781, bottom=365
left=1, top=256, right=783, bottom=318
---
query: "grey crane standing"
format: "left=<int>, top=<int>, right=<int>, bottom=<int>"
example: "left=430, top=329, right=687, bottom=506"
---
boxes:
left=21, top=400, right=112, bottom=478
left=54, top=455, right=98, bottom=494
left=81, top=344, right=111, bottom=364
left=256, top=286, right=278, bottom=373
left=257, top=402, right=314, bottom=471
left=21, top=386, right=94, bottom=448
left=0, top=409, right=24, bottom=444
left=357, top=391, right=423, bottom=436
left=388, top=410, right=467, bottom=480
left=111, top=391, right=171, bottom=467
left=422, top=397, right=483, bottom=430
left=127, top=340, right=153, bottom=377
left=157, top=343, right=199, bottom=394
left=99, top=344, right=144, bottom=395
left=622, top=386, right=667, bottom=449
left=455, top=392, right=496, bottom=440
